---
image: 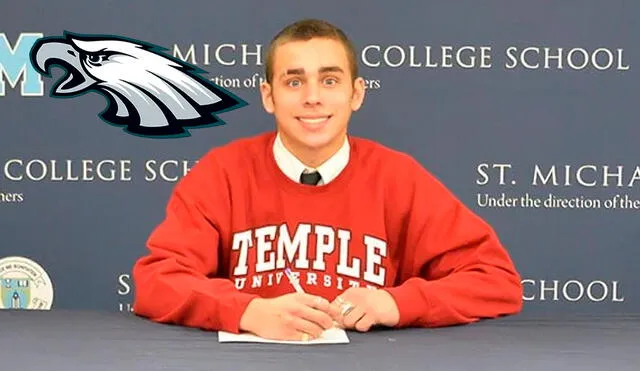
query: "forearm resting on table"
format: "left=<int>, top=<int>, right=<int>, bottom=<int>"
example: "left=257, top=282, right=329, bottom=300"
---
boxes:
left=385, top=262, right=523, bottom=328
left=133, top=258, right=258, bottom=333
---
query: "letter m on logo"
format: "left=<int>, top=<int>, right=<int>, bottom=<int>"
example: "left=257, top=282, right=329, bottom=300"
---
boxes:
left=0, top=33, right=44, bottom=96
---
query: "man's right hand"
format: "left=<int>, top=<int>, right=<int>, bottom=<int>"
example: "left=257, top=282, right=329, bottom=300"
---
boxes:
left=239, top=293, right=337, bottom=341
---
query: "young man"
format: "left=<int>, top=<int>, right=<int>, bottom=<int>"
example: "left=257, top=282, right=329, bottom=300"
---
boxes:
left=132, top=19, right=523, bottom=341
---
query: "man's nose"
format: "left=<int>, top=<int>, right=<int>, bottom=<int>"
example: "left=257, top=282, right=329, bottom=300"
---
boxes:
left=303, top=81, right=321, bottom=105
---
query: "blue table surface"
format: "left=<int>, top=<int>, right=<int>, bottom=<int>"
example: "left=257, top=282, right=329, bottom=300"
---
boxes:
left=2, top=310, right=639, bottom=371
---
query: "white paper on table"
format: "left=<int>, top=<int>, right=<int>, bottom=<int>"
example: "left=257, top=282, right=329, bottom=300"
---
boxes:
left=218, top=327, right=350, bottom=344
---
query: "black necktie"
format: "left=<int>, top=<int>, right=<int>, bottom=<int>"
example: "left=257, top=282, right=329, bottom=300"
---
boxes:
left=299, top=171, right=322, bottom=185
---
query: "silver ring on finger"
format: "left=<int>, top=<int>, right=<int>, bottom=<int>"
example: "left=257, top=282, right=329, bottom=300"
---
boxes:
left=340, top=302, right=355, bottom=317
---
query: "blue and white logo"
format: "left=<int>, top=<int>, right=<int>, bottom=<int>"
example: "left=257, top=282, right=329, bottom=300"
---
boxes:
left=0, top=256, right=53, bottom=310
left=29, top=32, right=247, bottom=138
left=0, top=33, right=44, bottom=97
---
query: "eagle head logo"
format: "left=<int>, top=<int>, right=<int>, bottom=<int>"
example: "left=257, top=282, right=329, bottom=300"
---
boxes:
left=29, top=32, right=247, bottom=138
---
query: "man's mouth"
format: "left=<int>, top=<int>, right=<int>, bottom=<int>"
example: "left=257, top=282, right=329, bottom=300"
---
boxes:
left=296, top=115, right=332, bottom=125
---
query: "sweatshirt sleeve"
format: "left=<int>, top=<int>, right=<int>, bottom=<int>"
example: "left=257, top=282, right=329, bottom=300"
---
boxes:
left=132, top=152, right=259, bottom=333
left=383, top=158, right=523, bottom=328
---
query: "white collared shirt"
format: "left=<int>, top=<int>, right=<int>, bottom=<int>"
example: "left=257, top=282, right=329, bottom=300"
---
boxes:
left=273, top=133, right=350, bottom=185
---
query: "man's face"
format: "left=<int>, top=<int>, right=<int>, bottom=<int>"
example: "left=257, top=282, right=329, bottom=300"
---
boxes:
left=260, top=37, right=365, bottom=162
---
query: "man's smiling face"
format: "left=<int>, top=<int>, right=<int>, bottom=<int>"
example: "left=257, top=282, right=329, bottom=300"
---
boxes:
left=260, top=37, right=365, bottom=164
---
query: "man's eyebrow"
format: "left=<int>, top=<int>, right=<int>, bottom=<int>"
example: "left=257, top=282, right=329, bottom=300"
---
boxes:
left=280, top=66, right=345, bottom=78
left=282, top=68, right=305, bottom=77
left=319, top=66, right=344, bottom=74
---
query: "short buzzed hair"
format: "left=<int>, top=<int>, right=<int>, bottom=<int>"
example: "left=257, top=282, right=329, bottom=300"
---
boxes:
left=264, top=19, right=359, bottom=83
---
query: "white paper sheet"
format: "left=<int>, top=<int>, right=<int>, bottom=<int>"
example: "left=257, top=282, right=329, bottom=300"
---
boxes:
left=218, top=327, right=350, bottom=344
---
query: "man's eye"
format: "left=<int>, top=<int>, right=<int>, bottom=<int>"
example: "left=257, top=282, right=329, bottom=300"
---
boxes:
left=325, top=78, right=338, bottom=85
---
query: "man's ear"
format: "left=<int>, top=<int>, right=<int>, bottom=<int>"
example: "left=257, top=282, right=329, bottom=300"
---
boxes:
left=350, top=77, right=366, bottom=111
left=260, top=81, right=275, bottom=114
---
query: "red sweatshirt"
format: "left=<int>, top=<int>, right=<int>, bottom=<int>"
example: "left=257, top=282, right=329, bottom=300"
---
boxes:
left=132, top=131, right=523, bottom=333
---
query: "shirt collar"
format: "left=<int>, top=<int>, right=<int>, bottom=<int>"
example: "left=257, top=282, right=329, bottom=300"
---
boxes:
left=273, top=133, right=350, bottom=185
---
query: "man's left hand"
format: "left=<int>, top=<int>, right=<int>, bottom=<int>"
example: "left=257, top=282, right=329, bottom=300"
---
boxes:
left=329, top=288, right=400, bottom=332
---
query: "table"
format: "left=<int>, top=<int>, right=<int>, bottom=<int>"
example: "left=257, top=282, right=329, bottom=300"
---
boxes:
left=2, top=310, right=638, bottom=370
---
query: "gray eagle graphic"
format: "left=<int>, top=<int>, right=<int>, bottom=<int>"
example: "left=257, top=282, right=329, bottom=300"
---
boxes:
left=29, top=32, right=247, bottom=138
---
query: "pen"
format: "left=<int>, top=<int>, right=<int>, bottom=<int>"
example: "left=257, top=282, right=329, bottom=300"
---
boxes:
left=285, top=268, right=341, bottom=331
left=284, top=268, right=313, bottom=341
left=284, top=268, right=305, bottom=293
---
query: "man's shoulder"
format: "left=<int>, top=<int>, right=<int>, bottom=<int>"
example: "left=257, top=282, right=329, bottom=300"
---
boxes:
left=350, top=136, right=420, bottom=168
left=200, top=131, right=274, bottom=165
left=350, top=136, right=456, bottom=200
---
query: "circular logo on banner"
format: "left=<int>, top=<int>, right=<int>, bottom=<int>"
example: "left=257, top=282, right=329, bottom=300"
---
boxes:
left=0, top=256, right=54, bottom=310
